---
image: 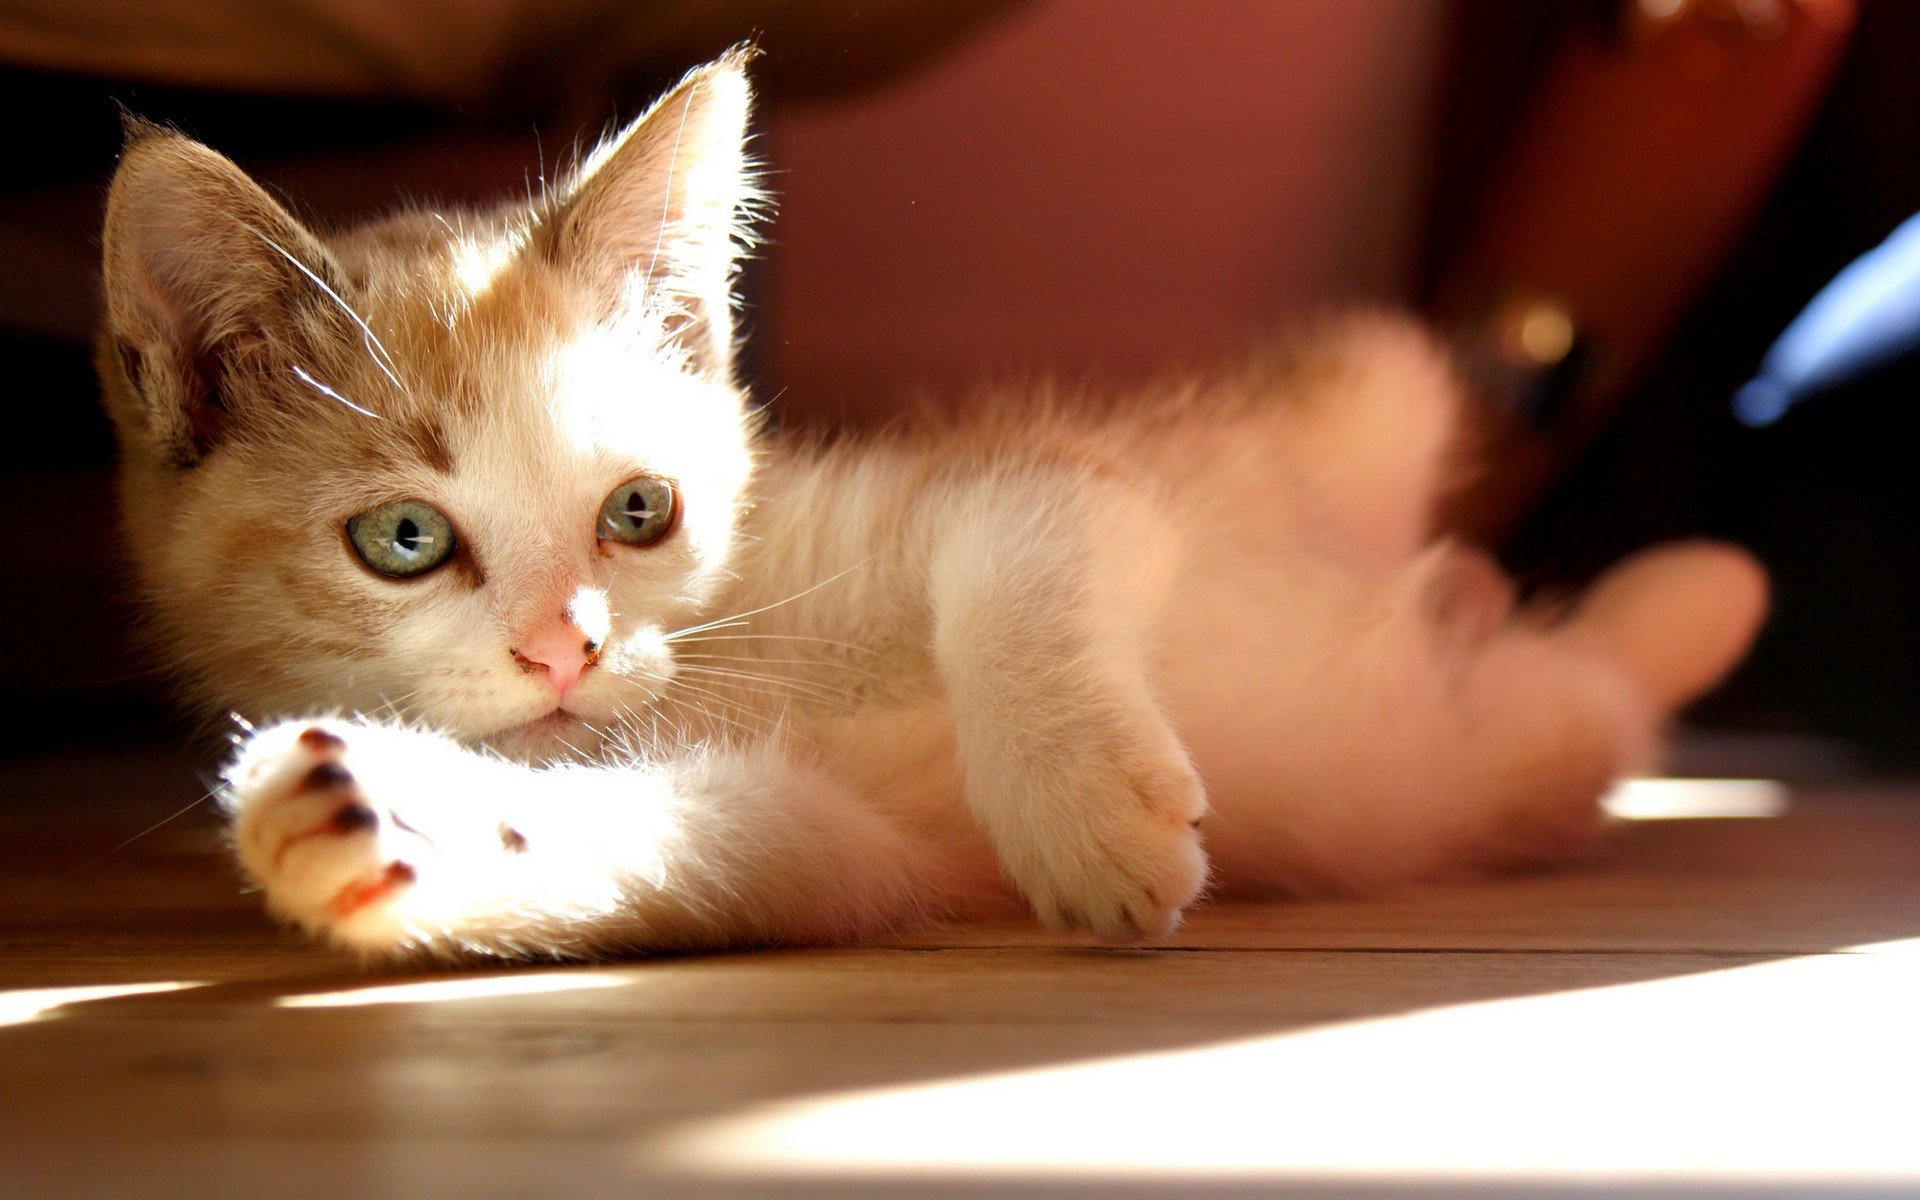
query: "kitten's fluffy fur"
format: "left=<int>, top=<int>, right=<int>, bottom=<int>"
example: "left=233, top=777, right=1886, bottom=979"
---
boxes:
left=97, top=53, right=1766, bottom=957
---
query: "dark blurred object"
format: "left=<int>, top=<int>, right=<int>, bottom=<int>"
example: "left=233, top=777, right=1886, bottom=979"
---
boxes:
left=1507, top=0, right=1920, bottom=765
left=1732, top=361, right=1920, bottom=761
left=0, top=1, right=1026, bottom=348
left=1429, top=0, right=1854, bottom=543
left=0, top=1, right=1026, bottom=119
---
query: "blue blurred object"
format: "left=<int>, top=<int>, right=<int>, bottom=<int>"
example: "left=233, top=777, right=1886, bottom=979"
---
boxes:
left=1735, top=209, right=1920, bottom=427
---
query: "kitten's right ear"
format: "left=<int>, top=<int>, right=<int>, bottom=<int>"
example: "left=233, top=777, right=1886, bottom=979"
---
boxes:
left=101, top=119, right=343, bottom=466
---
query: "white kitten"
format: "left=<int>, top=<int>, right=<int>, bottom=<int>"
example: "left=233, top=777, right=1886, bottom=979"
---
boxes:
left=97, top=51, right=1767, bottom=958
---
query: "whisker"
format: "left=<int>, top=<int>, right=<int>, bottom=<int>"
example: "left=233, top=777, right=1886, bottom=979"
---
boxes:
left=66, top=783, right=222, bottom=875
left=648, top=688, right=693, bottom=743
left=664, top=690, right=760, bottom=746
left=367, top=686, right=428, bottom=721
left=661, top=674, right=763, bottom=717
left=621, top=699, right=688, bottom=760
left=671, top=675, right=854, bottom=715
left=665, top=633, right=894, bottom=661
left=671, top=663, right=860, bottom=708
left=663, top=556, right=881, bottom=642
left=291, top=364, right=381, bottom=419
left=238, top=220, right=407, bottom=396
left=672, top=619, right=752, bottom=636
left=660, top=682, right=829, bottom=759
left=643, top=84, right=697, bottom=294
left=673, top=651, right=891, bottom=685
left=663, top=680, right=792, bottom=744
left=63, top=661, right=176, bottom=687
left=629, top=691, right=688, bottom=751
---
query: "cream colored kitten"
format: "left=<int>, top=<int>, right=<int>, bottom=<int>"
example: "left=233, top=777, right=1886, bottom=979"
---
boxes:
left=97, top=52, right=1766, bottom=958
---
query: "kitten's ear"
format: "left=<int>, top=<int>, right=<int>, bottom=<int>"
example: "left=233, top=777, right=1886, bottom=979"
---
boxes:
left=536, top=48, right=759, bottom=380
left=101, top=119, right=345, bottom=466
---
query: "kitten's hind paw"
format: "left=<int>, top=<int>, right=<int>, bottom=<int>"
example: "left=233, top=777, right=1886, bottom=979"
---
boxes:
left=226, top=720, right=495, bottom=952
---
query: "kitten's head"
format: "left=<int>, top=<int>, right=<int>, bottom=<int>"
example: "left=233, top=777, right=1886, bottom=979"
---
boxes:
left=98, top=52, right=762, bottom=759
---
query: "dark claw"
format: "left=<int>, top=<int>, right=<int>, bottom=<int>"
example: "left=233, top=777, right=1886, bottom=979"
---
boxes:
left=327, top=802, right=380, bottom=835
left=299, top=761, right=355, bottom=793
left=297, top=727, right=348, bottom=753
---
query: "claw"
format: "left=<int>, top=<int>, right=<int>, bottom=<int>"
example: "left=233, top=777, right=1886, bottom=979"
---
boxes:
left=328, top=861, right=417, bottom=919
left=298, top=761, right=355, bottom=793
left=327, top=802, right=380, bottom=835
left=297, top=727, right=348, bottom=753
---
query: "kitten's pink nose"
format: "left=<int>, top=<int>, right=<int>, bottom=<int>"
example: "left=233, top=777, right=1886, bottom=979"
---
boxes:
left=511, top=620, right=602, bottom=699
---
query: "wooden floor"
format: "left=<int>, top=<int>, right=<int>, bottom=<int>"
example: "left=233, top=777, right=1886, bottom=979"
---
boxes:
left=4, top=746, right=1919, bottom=1199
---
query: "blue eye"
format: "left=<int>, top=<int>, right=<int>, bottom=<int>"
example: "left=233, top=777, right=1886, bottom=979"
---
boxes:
left=346, top=500, right=456, bottom=578
left=598, top=476, right=677, bottom=546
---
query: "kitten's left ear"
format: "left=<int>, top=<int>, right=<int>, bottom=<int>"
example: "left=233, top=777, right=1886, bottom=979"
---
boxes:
left=537, top=47, right=759, bottom=380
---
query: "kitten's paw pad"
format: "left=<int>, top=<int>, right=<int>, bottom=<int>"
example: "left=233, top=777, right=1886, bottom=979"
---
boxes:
left=1018, top=753, right=1210, bottom=943
left=226, top=722, right=433, bottom=946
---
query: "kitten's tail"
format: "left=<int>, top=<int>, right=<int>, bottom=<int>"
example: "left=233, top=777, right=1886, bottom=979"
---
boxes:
left=1561, top=541, right=1769, bottom=715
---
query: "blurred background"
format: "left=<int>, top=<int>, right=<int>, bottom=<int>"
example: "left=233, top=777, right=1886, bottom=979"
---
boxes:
left=1, top=0, right=1915, bottom=770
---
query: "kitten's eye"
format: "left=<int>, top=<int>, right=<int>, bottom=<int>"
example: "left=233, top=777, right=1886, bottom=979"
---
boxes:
left=598, top=476, right=678, bottom=547
left=345, top=500, right=456, bottom=579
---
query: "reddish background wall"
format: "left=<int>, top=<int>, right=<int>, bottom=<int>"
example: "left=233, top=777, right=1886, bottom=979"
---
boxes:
left=760, top=0, right=1443, bottom=420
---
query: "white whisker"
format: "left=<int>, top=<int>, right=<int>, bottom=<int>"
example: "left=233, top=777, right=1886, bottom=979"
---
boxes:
left=666, top=632, right=893, bottom=661
left=671, top=663, right=860, bottom=708
left=291, top=364, right=381, bottom=419
left=674, top=651, right=891, bottom=685
left=643, top=85, right=697, bottom=293
left=67, top=782, right=222, bottom=874
left=672, top=620, right=752, bottom=636
left=239, top=220, right=407, bottom=396
left=664, top=689, right=761, bottom=745
left=664, top=556, right=880, bottom=642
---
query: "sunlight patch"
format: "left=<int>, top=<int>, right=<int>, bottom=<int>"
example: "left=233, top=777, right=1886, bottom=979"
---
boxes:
left=0, top=981, right=203, bottom=1028
left=646, top=946, right=1919, bottom=1185
left=1601, top=777, right=1789, bottom=820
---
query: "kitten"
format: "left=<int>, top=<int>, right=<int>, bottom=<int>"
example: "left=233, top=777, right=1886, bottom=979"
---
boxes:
left=96, top=51, right=1766, bottom=958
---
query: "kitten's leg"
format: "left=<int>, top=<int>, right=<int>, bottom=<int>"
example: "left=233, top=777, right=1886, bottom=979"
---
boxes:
left=928, top=470, right=1208, bottom=942
left=1420, top=540, right=1765, bottom=873
left=1200, top=540, right=1767, bottom=895
left=226, top=719, right=922, bottom=958
left=1561, top=540, right=1769, bottom=714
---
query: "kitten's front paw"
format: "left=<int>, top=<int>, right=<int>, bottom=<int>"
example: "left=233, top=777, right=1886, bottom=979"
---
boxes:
left=1005, top=746, right=1211, bottom=943
left=226, top=721, right=515, bottom=953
